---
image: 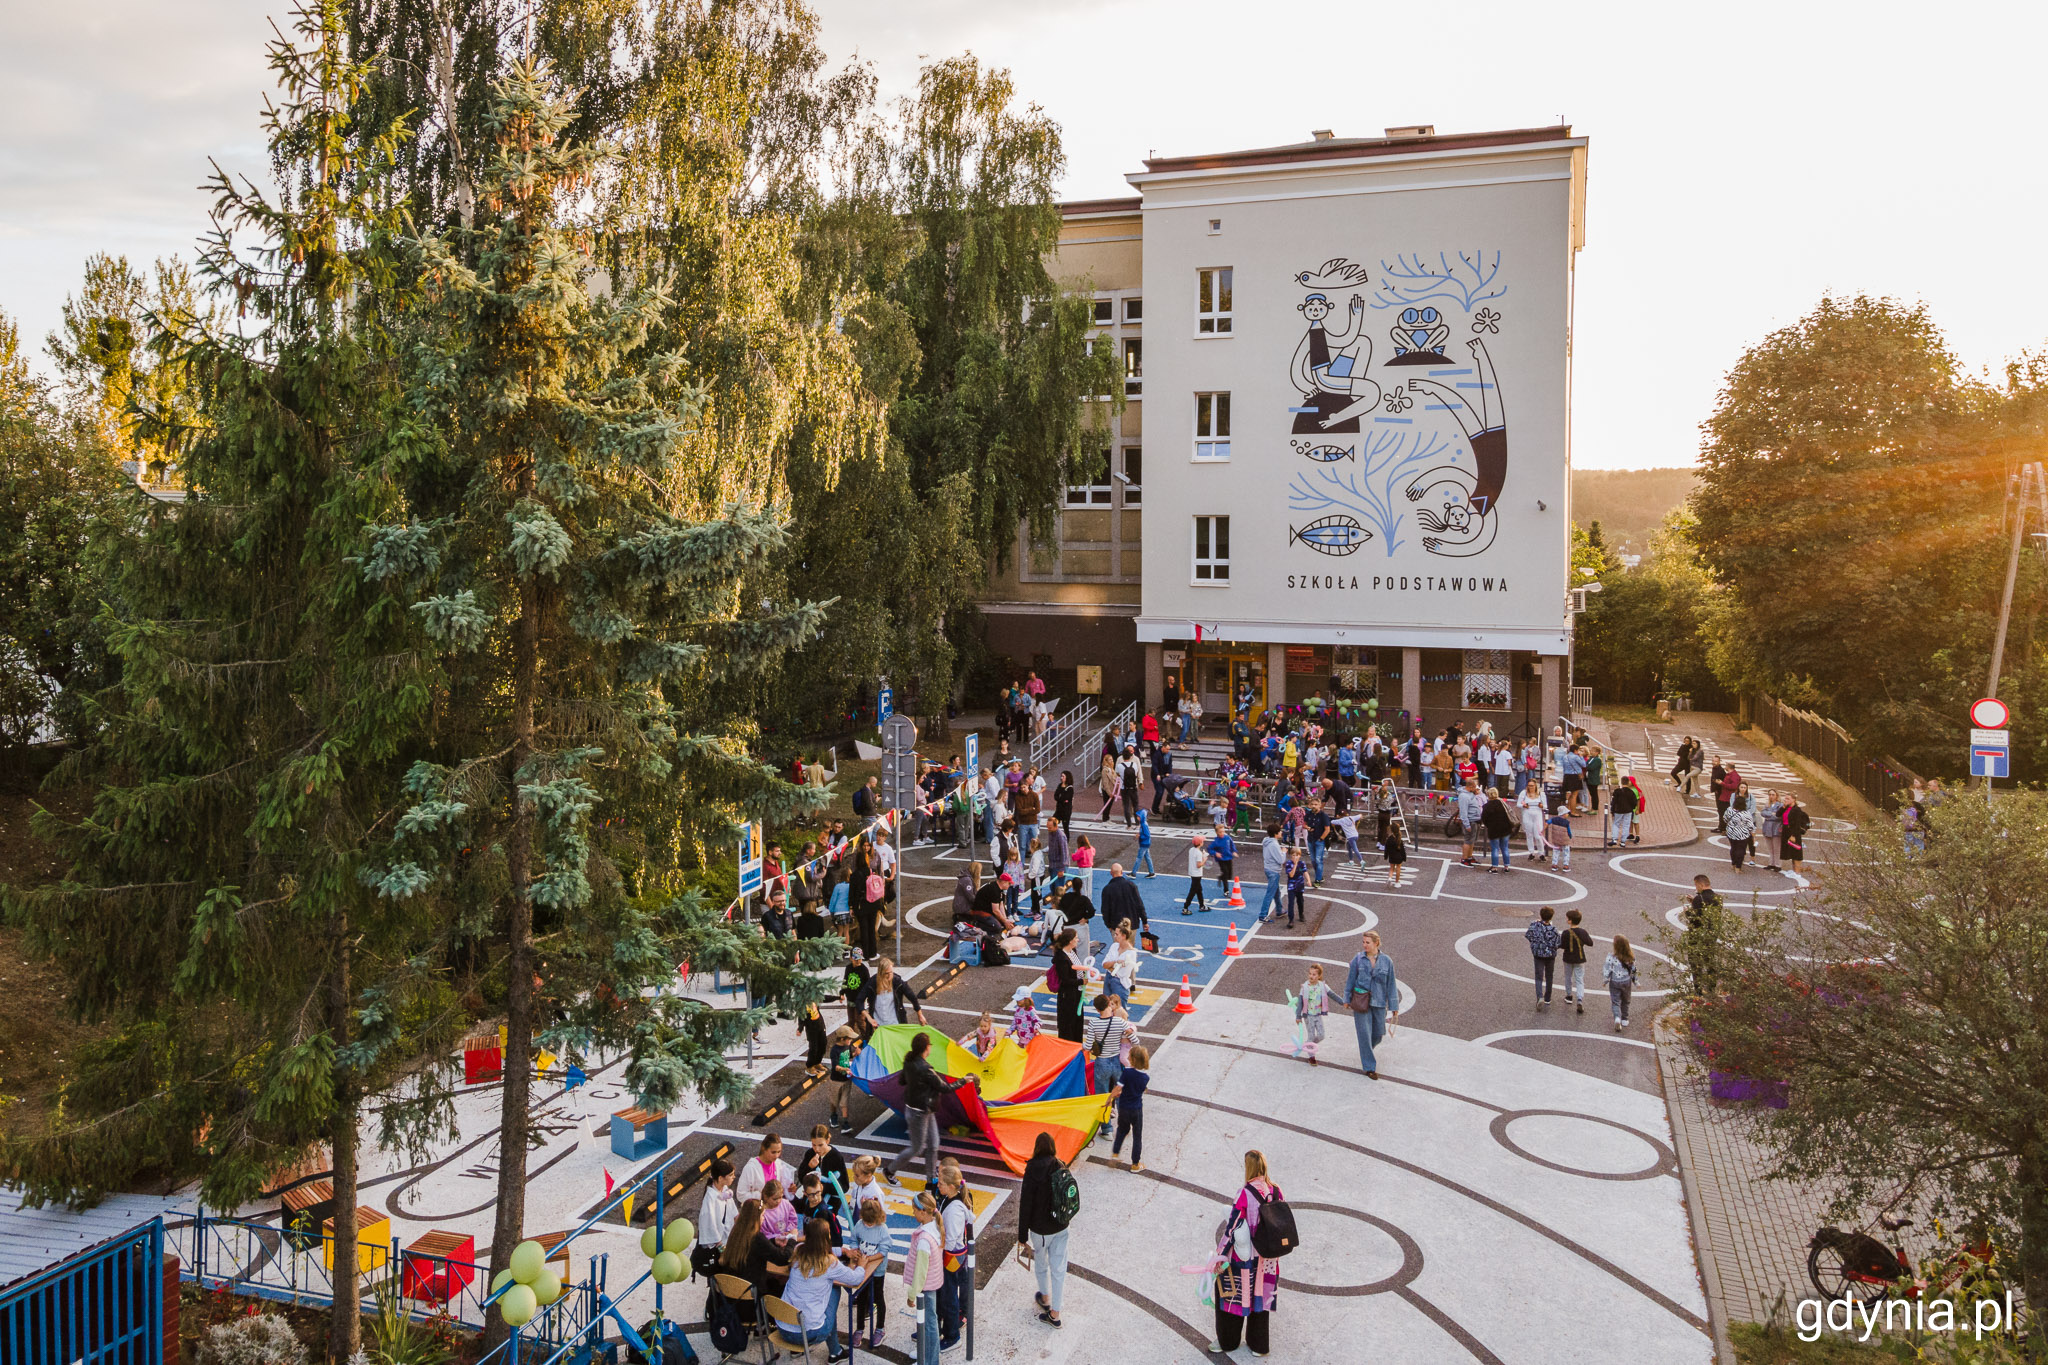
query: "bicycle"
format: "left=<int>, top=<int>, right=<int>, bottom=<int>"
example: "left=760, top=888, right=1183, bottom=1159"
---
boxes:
left=1808, top=1214, right=2010, bottom=1311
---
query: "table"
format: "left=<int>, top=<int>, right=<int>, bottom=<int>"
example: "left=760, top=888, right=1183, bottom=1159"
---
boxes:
left=400, top=1229, right=476, bottom=1304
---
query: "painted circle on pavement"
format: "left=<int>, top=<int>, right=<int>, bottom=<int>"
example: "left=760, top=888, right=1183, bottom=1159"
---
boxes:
left=1490, top=1110, right=1677, bottom=1181
left=1455, top=927, right=1673, bottom=998
left=1609, top=852, right=1801, bottom=896
left=1438, top=862, right=1588, bottom=905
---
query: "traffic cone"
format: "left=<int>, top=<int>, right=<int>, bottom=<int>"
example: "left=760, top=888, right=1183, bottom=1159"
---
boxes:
left=1228, top=878, right=1246, bottom=909
left=1224, top=922, right=1243, bottom=956
left=1172, top=975, right=1198, bottom=1014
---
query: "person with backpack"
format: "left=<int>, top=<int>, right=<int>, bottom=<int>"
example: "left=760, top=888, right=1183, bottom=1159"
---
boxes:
left=1018, top=1132, right=1077, bottom=1329
left=1526, top=906, right=1561, bottom=1007
left=1559, top=908, right=1594, bottom=1014
left=1210, top=1149, right=1291, bottom=1357
left=1605, top=934, right=1639, bottom=1030
left=1609, top=778, right=1641, bottom=847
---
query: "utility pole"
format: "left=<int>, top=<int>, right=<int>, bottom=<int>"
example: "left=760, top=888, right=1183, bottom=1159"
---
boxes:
left=1980, top=461, right=2047, bottom=791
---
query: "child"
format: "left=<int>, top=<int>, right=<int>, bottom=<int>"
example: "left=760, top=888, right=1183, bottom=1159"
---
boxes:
left=1335, top=810, right=1364, bottom=866
left=1026, top=837, right=1047, bottom=916
left=799, top=1121, right=849, bottom=1210
left=800, top=997, right=829, bottom=1072
left=971, top=1010, right=1000, bottom=1057
left=793, top=1170, right=843, bottom=1245
left=1134, top=809, right=1155, bottom=877
left=1109, top=1044, right=1151, bottom=1172
left=1284, top=849, right=1308, bottom=928
left=1008, top=984, right=1041, bottom=1045
left=1073, top=835, right=1096, bottom=870
left=1546, top=806, right=1574, bottom=871
left=1384, top=820, right=1409, bottom=887
left=823, top=870, right=849, bottom=940
left=1293, top=965, right=1332, bottom=1064
left=1183, top=836, right=1209, bottom=915
left=848, top=1197, right=893, bottom=1346
left=759, top=1179, right=801, bottom=1249
left=904, top=1193, right=944, bottom=1362
left=846, top=1154, right=887, bottom=1220
left=1000, top=842, right=1024, bottom=918
left=827, top=1026, right=858, bottom=1131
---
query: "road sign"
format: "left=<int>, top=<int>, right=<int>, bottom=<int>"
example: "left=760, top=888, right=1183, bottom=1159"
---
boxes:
left=1972, top=746, right=2011, bottom=779
left=1971, top=728, right=2011, bottom=747
left=1971, top=697, right=2011, bottom=729
left=880, top=714, right=920, bottom=811
left=878, top=686, right=894, bottom=727
left=964, top=731, right=979, bottom=773
left=737, top=821, right=764, bottom=896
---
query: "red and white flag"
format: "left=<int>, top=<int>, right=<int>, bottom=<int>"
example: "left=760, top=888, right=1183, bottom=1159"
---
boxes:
left=1192, top=622, right=1222, bottom=642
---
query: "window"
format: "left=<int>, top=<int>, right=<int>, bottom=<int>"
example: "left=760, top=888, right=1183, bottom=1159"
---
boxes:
left=1197, top=268, right=1233, bottom=334
left=1124, top=297, right=1143, bottom=322
left=1193, top=515, right=1231, bottom=582
left=1065, top=454, right=1112, bottom=506
left=1121, top=447, right=1142, bottom=506
left=1207, top=218, right=1223, bottom=235
left=1092, top=297, right=1113, bottom=324
left=1123, top=337, right=1142, bottom=396
left=1194, top=392, right=1231, bottom=461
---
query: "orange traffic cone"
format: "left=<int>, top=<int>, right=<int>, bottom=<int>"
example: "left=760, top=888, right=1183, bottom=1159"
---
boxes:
left=1228, top=878, right=1246, bottom=909
left=1172, top=975, right=1198, bottom=1014
left=1224, top=922, right=1243, bottom=956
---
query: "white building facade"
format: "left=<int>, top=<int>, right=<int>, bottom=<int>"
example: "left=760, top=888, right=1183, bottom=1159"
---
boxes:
left=1129, top=126, right=1588, bottom=732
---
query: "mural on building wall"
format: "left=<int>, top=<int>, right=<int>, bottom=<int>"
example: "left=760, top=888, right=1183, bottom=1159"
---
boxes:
left=1287, top=253, right=1512, bottom=560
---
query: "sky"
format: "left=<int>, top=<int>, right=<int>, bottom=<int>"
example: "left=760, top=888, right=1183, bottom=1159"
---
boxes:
left=4, top=0, right=2045, bottom=469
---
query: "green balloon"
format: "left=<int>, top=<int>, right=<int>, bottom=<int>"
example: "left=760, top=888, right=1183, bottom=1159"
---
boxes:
left=499, top=1283, right=538, bottom=1327
left=640, top=1225, right=661, bottom=1258
left=531, top=1270, right=563, bottom=1307
left=650, top=1250, right=683, bottom=1285
left=664, top=1218, right=694, bottom=1254
left=491, top=1268, right=516, bottom=1295
left=510, top=1239, right=546, bottom=1285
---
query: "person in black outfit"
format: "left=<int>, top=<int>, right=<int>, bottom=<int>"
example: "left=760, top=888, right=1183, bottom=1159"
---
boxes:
left=1098, top=864, right=1148, bottom=939
left=1017, top=1131, right=1071, bottom=1327
left=717, top=1198, right=787, bottom=1291
left=1051, top=928, right=1086, bottom=1043
left=885, top=1030, right=968, bottom=1187
left=1053, top=771, right=1075, bottom=831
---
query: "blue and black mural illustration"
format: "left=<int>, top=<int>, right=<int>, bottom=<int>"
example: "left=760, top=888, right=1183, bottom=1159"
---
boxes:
left=1286, top=252, right=1511, bottom=560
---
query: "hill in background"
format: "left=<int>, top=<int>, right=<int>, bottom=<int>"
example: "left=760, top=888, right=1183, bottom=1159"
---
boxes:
left=1572, top=467, right=1698, bottom=554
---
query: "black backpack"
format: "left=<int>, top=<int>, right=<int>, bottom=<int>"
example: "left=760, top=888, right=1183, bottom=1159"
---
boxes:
left=1249, top=1186, right=1299, bottom=1258
left=980, top=941, right=1010, bottom=968
left=707, top=1285, right=752, bottom=1357
left=1046, top=1163, right=1081, bottom=1231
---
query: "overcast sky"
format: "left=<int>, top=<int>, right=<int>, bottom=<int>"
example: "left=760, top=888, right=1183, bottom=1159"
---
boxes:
left=4, top=0, right=2044, bottom=469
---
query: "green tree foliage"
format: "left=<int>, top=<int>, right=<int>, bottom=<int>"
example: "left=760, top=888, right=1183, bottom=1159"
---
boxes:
left=1691, top=294, right=2048, bottom=775
left=0, top=312, right=129, bottom=750
left=1574, top=510, right=1723, bottom=705
left=380, top=62, right=837, bottom=1328
left=0, top=8, right=443, bottom=1357
left=46, top=253, right=211, bottom=484
left=1688, top=793, right=2048, bottom=1328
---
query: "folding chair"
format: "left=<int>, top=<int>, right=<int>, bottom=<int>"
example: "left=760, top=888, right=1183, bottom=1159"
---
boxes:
left=712, top=1273, right=772, bottom=1365
left=761, top=1294, right=822, bottom=1365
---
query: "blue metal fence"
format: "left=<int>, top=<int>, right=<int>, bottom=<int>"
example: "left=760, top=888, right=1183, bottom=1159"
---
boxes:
left=1, top=1216, right=164, bottom=1365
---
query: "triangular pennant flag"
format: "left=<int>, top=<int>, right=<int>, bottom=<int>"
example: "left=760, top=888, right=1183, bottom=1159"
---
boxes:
left=604, top=1167, right=616, bottom=1198
left=623, top=1189, right=634, bottom=1224
left=535, top=1049, right=557, bottom=1078
left=566, top=1063, right=587, bottom=1090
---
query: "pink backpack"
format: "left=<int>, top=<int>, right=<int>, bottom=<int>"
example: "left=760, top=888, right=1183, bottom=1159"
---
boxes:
left=865, top=873, right=885, bottom=902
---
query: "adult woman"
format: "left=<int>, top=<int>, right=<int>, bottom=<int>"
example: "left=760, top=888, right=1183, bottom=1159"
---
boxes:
left=1604, top=934, right=1638, bottom=1030
left=860, top=957, right=928, bottom=1031
left=1211, top=1150, right=1284, bottom=1357
left=1097, top=750, right=1121, bottom=821
left=782, top=1217, right=882, bottom=1359
left=1724, top=788, right=1757, bottom=870
left=1781, top=795, right=1811, bottom=878
left=849, top=844, right=883, bottom=961
left=717, top=1198, right=787, bottom=1290
left=695, top=1158, right=738, bottom=1279
left=1757, top=789, right=1786, bottom=871
left=1017, top=1132, right=1071, bottom=1328
left=1479, top=788, right=1515, bottom=872
left=1053, top=771, right=1075, bottom=830
left=1100, top=924, right=1139, bottom=1007
left=1671, top=737, right=1697, bottom=796
left=1517, top=780, right=1548, bottom=861
left=1051, top=927, right=1085, bottom=1043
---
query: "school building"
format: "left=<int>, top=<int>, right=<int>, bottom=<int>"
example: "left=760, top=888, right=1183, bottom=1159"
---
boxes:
left=978, top=122, right=1589, bottom=735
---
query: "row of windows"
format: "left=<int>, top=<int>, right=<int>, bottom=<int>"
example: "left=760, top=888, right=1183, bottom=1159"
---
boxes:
left=1086, top=270, right=1234, bottom=336
left=1065, top=446, right=1142, bottom=506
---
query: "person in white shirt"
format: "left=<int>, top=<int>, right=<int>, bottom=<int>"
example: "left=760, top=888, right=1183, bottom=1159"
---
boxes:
left=1516, top=780, right=1549, bottom=861
left=1099, top=924, right=1139, bottom=1007
left=696, top=1159, right=738, bottom=1274
left=1183, top=837, right=1209, bottom=915
left=736, top=1132, right=798, bottom=1204
left=845, top=1154, right=888, bottom=1223
left=1491, top=741, right=1517, bottom=797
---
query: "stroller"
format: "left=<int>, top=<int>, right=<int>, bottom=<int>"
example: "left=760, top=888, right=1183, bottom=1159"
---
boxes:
left=1157, top=775, right=1201, bottom=824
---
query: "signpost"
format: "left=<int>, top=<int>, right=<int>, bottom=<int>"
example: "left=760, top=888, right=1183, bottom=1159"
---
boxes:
left=1971, top=697, right=2010, bottom=730
left=1971, top=727, right=2011, bottom=781
left=880, top=714, right=919, bottom=965
left=963, top=731, right=980, bottom=865
left=878, top=684, right=894, bottom=728
left=737, top=820, right=764, bottom=921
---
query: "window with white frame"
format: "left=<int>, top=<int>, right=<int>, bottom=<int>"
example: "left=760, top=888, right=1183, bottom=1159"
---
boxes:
left=1124, top=296, right=1143, bottom=322
left=1197, top=267, right=1233, bottom=334
left=1193, top=515, right=1230, bottom=582
left=1065, top=453, right=1112, bottom=506
left=1092, top=297, right=1113, bottom=324
left=1194, top=392, right=1230, bottom=461
left=1123, top=336, right=1142, bottom=396
left=1121, top=447, right=1142, bottom=505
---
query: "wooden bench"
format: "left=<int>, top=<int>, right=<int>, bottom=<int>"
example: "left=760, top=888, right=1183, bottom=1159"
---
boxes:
left=609, top=1106, right=669, bottom=1160
left=323, top=1206, right=391, bottom=1273
left=401, top=1229, right=477, bottom=1304
left=463, top=1032, right=503, bottom=1084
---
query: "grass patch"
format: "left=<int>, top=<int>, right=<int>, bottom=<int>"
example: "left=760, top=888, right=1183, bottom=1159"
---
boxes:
left=1732, top=1320, right=1905, bottom=1362
left=1591, top=702, right=1677, bottom=727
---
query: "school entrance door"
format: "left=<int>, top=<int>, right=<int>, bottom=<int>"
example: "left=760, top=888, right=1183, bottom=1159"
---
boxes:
left=1178, top=645, right=1266, bottom=720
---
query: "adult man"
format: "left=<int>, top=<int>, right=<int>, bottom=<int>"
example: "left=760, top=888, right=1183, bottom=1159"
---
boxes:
left=1403, top=729, right=1426, bottom=789
left=1058, top=876, right=1097, bottom=961
left=1526, top=906, right=1561, bottom=1006
left=885, top=1030, right=969, bottom=1187
left=1455, top=779, right=1488, bottom=866
left=1344, top=931, right=1398, bottom=1078
left=1150, top=741, right=1177, bottom=814
left=980, top=765, right=1003, bottom=846
left=1044, top=816, right=1069, bottom=884
left=1099, top=863, right=1148, bottom=939
left=852, top=775, right=879, bottom=821
left=1303, top=800, right=1331, bottom=886
left=1610, top=780, right=1641, bottom=845
left=1258, top=822, right=1286, bottom=923
left=1117, top=748, right=1145, bottom=827
left=1684, top=875, right=1726, bottom=996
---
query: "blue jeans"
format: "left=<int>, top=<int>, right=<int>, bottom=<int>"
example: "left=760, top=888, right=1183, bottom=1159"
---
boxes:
left=1019, top=822, right=1039, bottom=858
left=1134, top=847, right=1154, bottom=875
left=1103, top=974, right=1129, bottom=1007
left=916, top=1289, right=941, bottom=1365
left=1489, top=836, right=1510, bottom=867
left=939, top=1262, right=967, bottom=1344
left=1094, top=1056, right=1123, bottom=1105
left=982, top=805, right=997, bottom=846
left=1352, top=1004, right=1387, bottom=1071
left=1259, top=872, right=1282, bottom=920
left=1308, top=840, right=1325, bottom=883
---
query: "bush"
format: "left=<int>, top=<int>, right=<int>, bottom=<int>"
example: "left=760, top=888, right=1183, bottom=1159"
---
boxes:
left=201, top=1313, right=307, bottom=1365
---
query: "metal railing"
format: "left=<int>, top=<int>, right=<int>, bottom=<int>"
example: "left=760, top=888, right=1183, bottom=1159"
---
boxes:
left=3, top=1216, right=164, bottom=1365
left=1748, top=694, right=1920, bottom=811
left=1026, top=696, right=1096, bottom=772
left=1569, top=686, right=1594, bottom=715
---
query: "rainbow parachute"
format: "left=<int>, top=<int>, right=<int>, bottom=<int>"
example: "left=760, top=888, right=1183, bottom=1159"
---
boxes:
left=852, top=1024, right=1112, bottom=1172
